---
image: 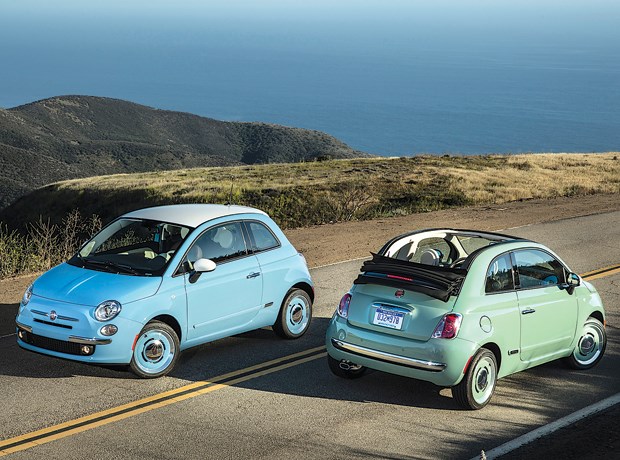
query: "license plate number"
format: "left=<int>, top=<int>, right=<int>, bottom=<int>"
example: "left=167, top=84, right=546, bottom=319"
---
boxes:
left=372, top=308, right=404, bottom=330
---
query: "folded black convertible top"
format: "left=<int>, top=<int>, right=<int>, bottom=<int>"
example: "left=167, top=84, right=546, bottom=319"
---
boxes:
left=353, top=253, right=467, bottom=302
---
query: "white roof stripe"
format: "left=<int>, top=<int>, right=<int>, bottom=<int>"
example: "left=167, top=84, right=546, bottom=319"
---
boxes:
left=122, top=204, right=266, bottom=227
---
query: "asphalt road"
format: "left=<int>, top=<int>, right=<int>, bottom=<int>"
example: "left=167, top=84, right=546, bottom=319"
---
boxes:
left=1, top=211, right=619, bottom=459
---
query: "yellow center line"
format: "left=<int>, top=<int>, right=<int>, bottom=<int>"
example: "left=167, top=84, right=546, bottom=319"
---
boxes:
left=581, top=264, right=620, bottom=281
left=2, top=263, right=618, bottom=456
left=0, top=348, right=326, bottom=456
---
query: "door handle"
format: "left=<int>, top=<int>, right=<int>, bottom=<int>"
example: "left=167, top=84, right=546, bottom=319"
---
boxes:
left=246, top=272, right=261, bottom=279
left=521, top=308, right=536, bottom=315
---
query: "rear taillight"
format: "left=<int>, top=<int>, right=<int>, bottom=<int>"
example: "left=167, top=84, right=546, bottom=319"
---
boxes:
left=432, top=313, right=462, bottom=339
left=337, top=293, right=352, bottom=319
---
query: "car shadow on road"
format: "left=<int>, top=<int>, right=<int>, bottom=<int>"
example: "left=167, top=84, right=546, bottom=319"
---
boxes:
left=172, top=317, right=461, bottom=411
left=0, top=303, right=18, bottom=336
left=178, top=315, right=620, bottom=413
left=3, top=316, right=617, bottom=414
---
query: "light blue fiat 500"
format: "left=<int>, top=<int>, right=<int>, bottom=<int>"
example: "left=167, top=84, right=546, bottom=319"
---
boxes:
left=16, top=204, right=314, bottom=378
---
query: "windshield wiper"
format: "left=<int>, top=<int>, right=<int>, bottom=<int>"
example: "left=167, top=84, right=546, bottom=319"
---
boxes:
left=82, top=258, right=140, bottom=275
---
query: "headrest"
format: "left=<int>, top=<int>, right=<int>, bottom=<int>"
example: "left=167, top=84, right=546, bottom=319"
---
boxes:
left=187, top=244, right=203, bottom=262
left=420, top=248, right=442, bottom=266
left=213, top=227, right=234, bottom=249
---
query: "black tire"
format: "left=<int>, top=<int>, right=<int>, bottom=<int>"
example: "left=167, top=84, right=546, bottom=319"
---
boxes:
left=130, top=321, right=180, bottom=379
left=273, top=288, right=312, bottom=339
left=453, top=348, right=497, bottom=410
left=327, top=354, right=367, bottom=379
left=565, top=317, right=606, bottom=370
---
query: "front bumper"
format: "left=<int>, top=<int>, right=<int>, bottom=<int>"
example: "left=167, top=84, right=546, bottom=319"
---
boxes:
left=326, top=315, right=477, bottom=387
left=15, top=297, right=142, bottom=364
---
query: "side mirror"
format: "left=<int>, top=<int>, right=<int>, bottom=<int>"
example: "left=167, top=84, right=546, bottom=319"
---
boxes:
left=563, top=272, right=580, bottom=295
left=189, top=258, right=216, bottom=284
left=194, top=258, right=216, bottom=273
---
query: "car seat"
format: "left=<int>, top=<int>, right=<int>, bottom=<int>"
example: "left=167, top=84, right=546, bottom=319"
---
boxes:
left=420, top=248, right=443, bottom=266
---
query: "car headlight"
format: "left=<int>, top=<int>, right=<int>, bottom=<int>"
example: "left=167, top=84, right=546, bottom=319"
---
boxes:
left=94, top=300, right=122, bottom=321
left=21, top=284, right=33, bottom=307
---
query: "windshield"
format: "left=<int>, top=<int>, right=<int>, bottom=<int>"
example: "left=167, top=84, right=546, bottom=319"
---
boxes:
left=68, top=218, right=193, bottom=276
left=455, top=235, right=502, bottom=254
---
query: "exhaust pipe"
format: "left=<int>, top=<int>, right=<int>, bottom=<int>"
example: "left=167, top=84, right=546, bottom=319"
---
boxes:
left=339, top=360, right=362, bottom=371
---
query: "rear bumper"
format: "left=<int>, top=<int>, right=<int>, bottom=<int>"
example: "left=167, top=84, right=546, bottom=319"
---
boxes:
left=330, top=338, right=446, bottom=372
left=326, top=315, right=476, bottom=387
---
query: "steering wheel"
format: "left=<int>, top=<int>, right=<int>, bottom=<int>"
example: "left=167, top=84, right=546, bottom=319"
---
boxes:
left=449, top=257, right=468, bottom=268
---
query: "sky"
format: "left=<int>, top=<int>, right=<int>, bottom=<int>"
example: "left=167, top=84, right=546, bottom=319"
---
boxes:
left=1, top=0, right=619, bottom=154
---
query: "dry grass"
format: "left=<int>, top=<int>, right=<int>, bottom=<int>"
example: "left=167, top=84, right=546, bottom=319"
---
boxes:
left=1, top=153, right=618, bottom=279
left=7, top=152, right=620, bottom=230
left=61, top=153, right=620, bottom=198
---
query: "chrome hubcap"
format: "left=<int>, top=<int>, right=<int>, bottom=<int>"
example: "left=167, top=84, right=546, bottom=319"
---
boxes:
left=291, top=305, right=303, bottom=324
left=573, top=322, right=604, bottom=365
left=133, top=329, right=176, bottom=375
left=579, top=336, right=595, bottom=355
left=472, top=356, right=496, bottom=405
left=144, top=340, right=164, bottom=361
left=476, top=368, right=488, bottom=392
left=285, top=295, right=309, bottom=335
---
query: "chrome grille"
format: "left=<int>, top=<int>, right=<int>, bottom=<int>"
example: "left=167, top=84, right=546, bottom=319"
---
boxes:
left=31, top=309, right=79, bottom=322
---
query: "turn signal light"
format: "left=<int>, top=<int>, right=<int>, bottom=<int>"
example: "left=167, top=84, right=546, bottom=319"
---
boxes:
left=432, top=313, right=462, bottom=339
left=337, top=293, right=352, bottom=319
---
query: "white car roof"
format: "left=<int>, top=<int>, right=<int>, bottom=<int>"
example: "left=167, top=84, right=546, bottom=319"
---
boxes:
left=122, top=204, right=267, bottom=228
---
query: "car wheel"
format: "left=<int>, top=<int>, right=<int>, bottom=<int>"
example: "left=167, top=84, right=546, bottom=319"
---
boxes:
left=273, top=288, right=312, bottom=339
left=453, top=348, right=497, bottom=410
left=130, top=321, right=180, bottom=379
left=327, top=355, right=366, bottom=379
left=565, top=317, right=606, bottom=370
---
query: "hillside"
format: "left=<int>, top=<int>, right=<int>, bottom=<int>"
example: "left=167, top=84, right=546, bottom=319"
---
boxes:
left=0, top=95, right=367, bottom=208
left=2, top=153, right=618, bottom=230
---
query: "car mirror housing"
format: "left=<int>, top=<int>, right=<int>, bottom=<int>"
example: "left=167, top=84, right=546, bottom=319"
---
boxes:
left=194, top=258, right=217, bottom=273
left=563, top=272, right=580, bottom=294
left=189, top=258, right=216, bottom=284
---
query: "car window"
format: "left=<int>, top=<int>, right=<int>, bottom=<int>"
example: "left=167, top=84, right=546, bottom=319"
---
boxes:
left=73, top=218, right=193, bottom=276
left=186, top=222, right=248, bottom=265
left=485, top=253, right=514, bottom=293
left=514, top=249, right=565, bottom=289
left=247, top=221, right=280, bottom=252
left=410, top=237, right=452, bottom=265
left=457, top=236, right=497, bottom=254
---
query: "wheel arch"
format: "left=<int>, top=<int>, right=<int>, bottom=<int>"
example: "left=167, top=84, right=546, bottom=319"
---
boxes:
left=291, top=281, right=314, bottom=303
left=479, top=341, right=502, bottom=372
left=588, top=310, right=604, bottom=325
left=150, top=314, right=182, bottom=342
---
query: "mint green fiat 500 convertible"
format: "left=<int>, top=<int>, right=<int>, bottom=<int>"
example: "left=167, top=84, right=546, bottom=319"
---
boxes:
left=325, top=229, right=606, bottom=409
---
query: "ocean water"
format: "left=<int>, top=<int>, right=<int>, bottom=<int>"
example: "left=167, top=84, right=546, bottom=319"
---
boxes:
left=1, top=0, right=619, bottom=156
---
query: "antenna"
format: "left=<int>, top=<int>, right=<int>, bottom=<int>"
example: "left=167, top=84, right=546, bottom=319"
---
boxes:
left=226, top=176, right=234, bottom=205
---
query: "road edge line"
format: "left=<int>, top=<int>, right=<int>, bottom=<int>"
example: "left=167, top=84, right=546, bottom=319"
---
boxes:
left=472, top=392, right=620, bottom=460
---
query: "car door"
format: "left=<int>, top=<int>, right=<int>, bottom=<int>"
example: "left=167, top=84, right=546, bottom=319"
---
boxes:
left=514, top=249, right=578, bottom=363
left=183, top=221, right=263, bottom=342
left=244, top=220, right=285, bottom=309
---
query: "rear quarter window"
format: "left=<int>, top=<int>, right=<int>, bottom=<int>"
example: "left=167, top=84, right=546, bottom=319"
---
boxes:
left=485, top=253, right=514, bottom=293
left=248, top=221, right=280, bottom=252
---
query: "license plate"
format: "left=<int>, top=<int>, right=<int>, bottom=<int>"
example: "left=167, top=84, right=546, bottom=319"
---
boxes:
left=372, top=308, right=405, bottom=330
